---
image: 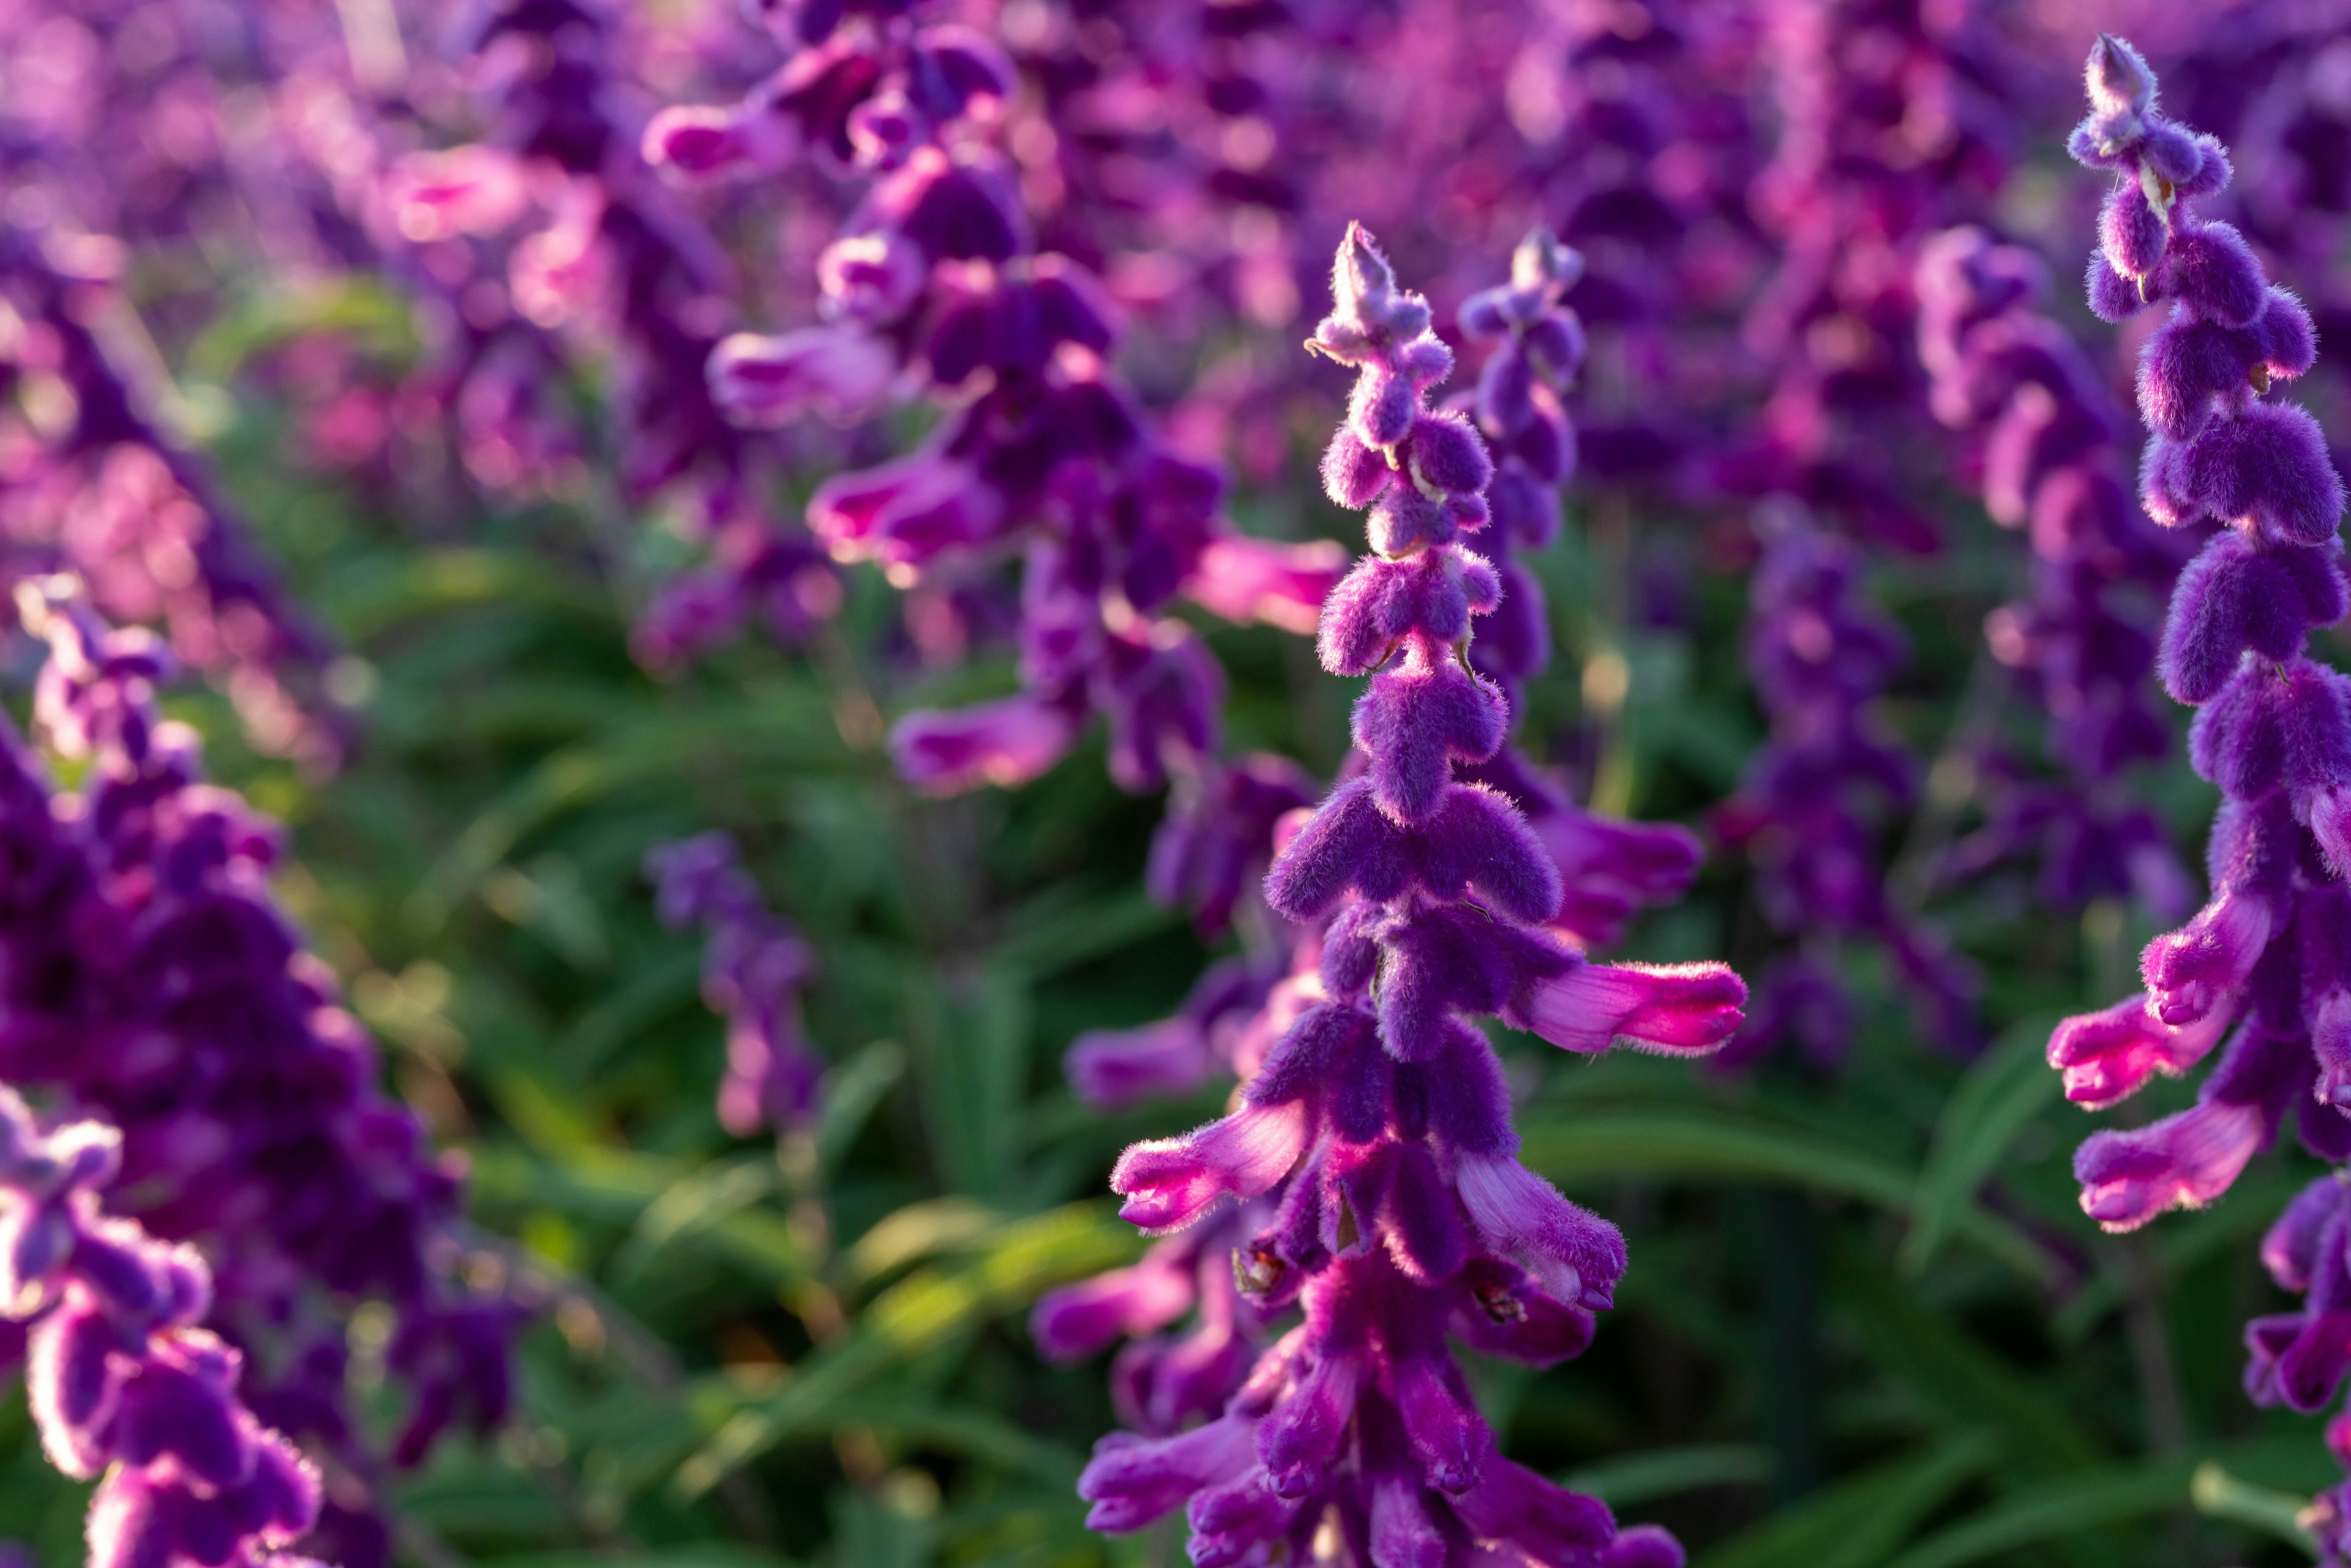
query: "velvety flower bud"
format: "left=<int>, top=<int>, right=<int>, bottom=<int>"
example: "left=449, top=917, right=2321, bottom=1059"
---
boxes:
left=708, top=326, right=896, bottom=426
left=1454, top=1155, right=1626, bottom=1311
left=1077, top=1416, right=1256, bottom=1532
left=2047, top=994, right=2233, bottom=1108
left=2161, top=531, right=2347, bottom=703
left=2088, top=34, right=2155, bottom=122
left=1111, top=1101, right=1312, bottom=1234
left=2075, top=1093, right=2271, bottom=1231
left=1032, top=1256, right=1194, bottom=1363
left=890, top=694, right=1078, bottom=794
left=1506, top=962, right=1749, bottom=1056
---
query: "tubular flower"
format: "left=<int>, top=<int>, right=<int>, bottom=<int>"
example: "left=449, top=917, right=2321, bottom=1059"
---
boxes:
left=2052, top=37, right=2351, bottom=1548
left=647, top=833, right=822, bottom=1136
left=1916, top=227, right=2191, bottom=920
left=650, top=0, right=1340, bottom=928
left=1071, top=225, right=1742, bottom=1567
left=0, top=580, right=514, bottom=1567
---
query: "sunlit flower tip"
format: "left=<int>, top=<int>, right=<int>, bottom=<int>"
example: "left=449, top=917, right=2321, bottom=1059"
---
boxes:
left=1031, top=1258, right=1194, bottom=1362
left=1451, top=1458, right=1619, bottom=1564
left=1333, top=222, right=1397, bottom=315
left=1185, top=536, right=1349, bottom=636
left=2087, top=34, right=2155, bottom=121
left=2140, top=890, right=2273, bottom=1026
left=1065, top=1018, right=1217, bottom=1109
left=1077, top=1416, right=1257, bottom=1532
left=2045, top=994, right=2231, bottom=1108
left=1110, top=1101, right=1312, bottom=1234
left=708, top=327, right=896, bottom=426
left=383, top=146, right=528, bottom=242
left=1510, top=228, right=1583, bottom=296
left=2073, top=1098, right=2268, bottom=1231
left=1453, top=1155, right=1625, bottom=1310
left=640, top=104, right=784, bottom=182
left=1513, top=961, right=1746, bottom=1056
left=888, top=695, right=1079, bottom=796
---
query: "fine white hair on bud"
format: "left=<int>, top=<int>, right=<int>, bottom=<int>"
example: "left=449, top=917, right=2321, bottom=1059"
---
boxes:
left=2087, top=32, right=2155, bottom=119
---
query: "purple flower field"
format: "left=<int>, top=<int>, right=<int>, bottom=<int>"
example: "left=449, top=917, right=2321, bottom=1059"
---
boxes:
left=6, top=1, right=2351, bottom=1564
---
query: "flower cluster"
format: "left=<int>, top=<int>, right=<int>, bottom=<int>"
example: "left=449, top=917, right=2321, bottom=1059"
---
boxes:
left=1717, top=0, right=2011, bottom=1068
left=648, top=0, right=1341, bottom=929
left=0, top=581, right=512, bottom=1567
left=1915, top=225, right=2191, bottom=918
left=0, top=225, right=342, bottom=768
left=0, top=1086, right=321, bottom=1568
left=370, top=0, right=819, bottom=669
left=2046, top=36, right=2351, bottom=1553
left=1715, top=505, right=1980, bottom=1068
left=1070, top=225, right=1742, bottom=1567
left=647, top=831, right=822, bottom=1136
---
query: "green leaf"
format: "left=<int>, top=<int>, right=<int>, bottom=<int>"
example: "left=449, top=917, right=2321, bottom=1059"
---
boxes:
left=1516, top=1108, right=2054, bottom=1283
left=1885, top=1458, right=2192, bottom=1568
left=821, top=1394, right=1086, bottom=1484
left=1561, top=1444, right=1769, bottom=1508
left=1700, top=1435, right=1993, bottom=1568
left=1902, top=1016, right=2061, bottom=1274
left=406, top=696, right=851, bottom=931
left=673, top=1203, right=1138, bottom=1498
left=838, top=1198, right=1004, bottom=1294
left=611, top=1155, right=782, bottom=1284
left=817, top=1040, right=907, bottom=1172
left=1834, top=1261, right=2099, bottom=1474
left=184, top=274, right=419, bottom=380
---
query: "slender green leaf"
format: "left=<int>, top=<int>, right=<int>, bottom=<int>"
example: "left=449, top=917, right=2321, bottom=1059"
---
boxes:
left=673, top=1203, right=1138, bottom=1496
left=1700, top=1435, right=1993, bottom=1568
left=1902, top=1016, right=2061, bottom=1273
left=817, top=1040, right=907, bottom=1172
left=1517, top=1109, right=2054, bottom=1283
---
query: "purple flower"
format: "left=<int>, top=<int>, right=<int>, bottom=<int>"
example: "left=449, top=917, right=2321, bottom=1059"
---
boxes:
left=646, top=833, right=822, bottom=1136
left=1916, top=224, right=2189, bottom=918
left=1716, top=506, right=1980, bottom=1065
left=0, top=228, right=344, bottom=770
left=2050, top=36, right=2351, bottom=1532
left=655, top=1, right=1338, bottom=918
left=0, top=581, right=511, bottom=1555
left=1068, top=225, right=1741, bottom=1567
left=0, top=1082, right=321, bottom=1568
